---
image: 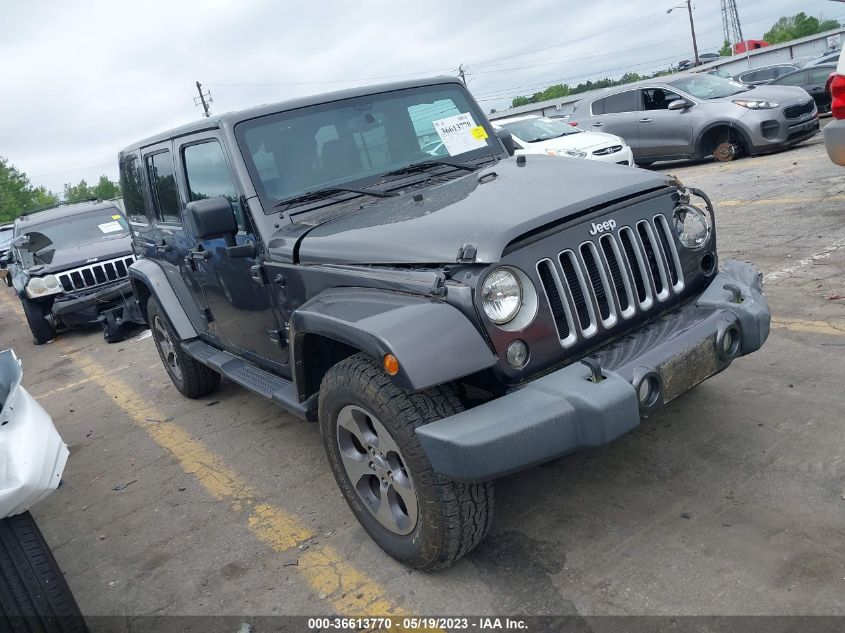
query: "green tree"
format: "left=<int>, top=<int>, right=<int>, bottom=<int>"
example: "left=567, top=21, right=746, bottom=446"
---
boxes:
left=719, top=40, right=732, bottom=56
left=0, top=157, right=59, bottom=223
left=91, top=175, right=121, bottom=200
left=764, top=12, right=840, bottom=44
left=63, top=179, right=94, bottom=203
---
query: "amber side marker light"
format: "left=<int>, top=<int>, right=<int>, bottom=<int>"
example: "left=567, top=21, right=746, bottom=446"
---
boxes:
left=384, top=354, right=399, bottom=376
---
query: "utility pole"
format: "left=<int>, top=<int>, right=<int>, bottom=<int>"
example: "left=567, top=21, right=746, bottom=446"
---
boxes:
left=457, top=64, right=467, bottom=85
left=194, top=81, right=213, bottom=117
left=686, top=0, right=700, bottom=67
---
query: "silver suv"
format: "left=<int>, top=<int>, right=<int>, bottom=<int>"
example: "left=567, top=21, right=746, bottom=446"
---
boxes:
left=569, top=73, right=819, bottom=165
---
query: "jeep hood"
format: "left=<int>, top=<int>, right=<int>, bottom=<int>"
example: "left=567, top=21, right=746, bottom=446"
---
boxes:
left=25, top=234, right=133, bottom=274
left=295, top=156, right=667, bottom=265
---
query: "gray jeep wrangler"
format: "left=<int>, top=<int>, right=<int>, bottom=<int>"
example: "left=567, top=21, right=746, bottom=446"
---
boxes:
left=121, top=77, right=770, bottom=570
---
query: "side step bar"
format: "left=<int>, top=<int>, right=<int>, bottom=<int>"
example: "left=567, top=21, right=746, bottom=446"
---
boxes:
left=181, top=339, right=316, bottom=420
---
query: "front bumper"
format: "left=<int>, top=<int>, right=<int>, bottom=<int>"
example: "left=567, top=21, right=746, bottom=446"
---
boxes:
left=751, top=115, right=819, bottom=154
left=51, top=279, right=133, bottom=324
left=416, top=260, right=770, bottom=482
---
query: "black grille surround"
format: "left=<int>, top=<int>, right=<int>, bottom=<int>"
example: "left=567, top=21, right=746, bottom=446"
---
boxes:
left=783, top=99, right=815, bottom=120
left=483, top=192, right=714, bottom=384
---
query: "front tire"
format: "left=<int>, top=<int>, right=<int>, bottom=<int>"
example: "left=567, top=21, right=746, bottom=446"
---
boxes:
left=147, top=296, right=220, bottom=398
left=20, top=297, right=56, bottom=345
left=318, top=353, right=494, bottom=570
left=0, top=512, right=89, bottom=633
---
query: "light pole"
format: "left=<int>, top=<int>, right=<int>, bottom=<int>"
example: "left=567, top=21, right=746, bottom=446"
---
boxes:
left=668, top=0, right=700, bottom=67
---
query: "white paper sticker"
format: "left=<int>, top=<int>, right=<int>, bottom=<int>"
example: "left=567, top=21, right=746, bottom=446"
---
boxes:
left=98, top=221, right=123, bottom=234
left=432, top=113, right=487, bottom=156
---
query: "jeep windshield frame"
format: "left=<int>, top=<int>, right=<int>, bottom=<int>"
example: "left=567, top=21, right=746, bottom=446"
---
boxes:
left=234, top=83, right=502, bottom=214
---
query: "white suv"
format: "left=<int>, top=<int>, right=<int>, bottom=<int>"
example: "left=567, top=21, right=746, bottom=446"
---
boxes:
left=491, top=114, right=634, bottom=166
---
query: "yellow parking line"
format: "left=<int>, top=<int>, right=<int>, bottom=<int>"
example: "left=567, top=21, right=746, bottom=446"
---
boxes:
left=60, top=346, right=436, bottom=627
left=772, top=317, right=845, bottom=336
left=717, top=194, right=845, bottom=208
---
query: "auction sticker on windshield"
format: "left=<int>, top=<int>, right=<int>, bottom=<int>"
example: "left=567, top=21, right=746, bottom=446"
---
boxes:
left=98, top=221, right=123, bottom=233
left=433, top=113, right=487, bottom=156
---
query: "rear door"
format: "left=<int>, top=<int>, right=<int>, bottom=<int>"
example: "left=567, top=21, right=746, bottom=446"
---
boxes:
left=589, top=90, right=640, bottom=152
left=636, top=87, right=693, bottom=159
left=176, top=134, right=288, bottom=366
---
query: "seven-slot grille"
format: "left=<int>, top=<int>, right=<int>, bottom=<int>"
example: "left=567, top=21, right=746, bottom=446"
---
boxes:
left=537, top=215, right=684, bottom=347
left=783, top=99, right=815, bottom=119
left=57, top=255, right=135, bottom=292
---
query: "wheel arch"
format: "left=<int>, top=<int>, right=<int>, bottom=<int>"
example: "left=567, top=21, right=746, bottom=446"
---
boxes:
left=128, top=258, right=199, bottom=340
left=290, top=287, right=497, bottom=402
left=695, top=121, right=753, bottom=158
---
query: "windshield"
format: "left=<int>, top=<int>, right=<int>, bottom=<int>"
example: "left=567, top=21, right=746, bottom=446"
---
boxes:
left=499, top=117, right=580, bottom=143
left=19, top=209, right=129, bottom=261
left=236, top=84, right=499, bottom=210
left=670, top=74, right=748, bottom=99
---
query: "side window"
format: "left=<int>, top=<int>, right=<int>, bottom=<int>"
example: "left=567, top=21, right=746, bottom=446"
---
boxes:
left=772, top=66, right=796, bottom=79
left=119, top=154, right=147, bottom=224
left=603, top=91, right=638, bottom=114
left=809, top=67, right=833, bottom=84
left=591, top=98, right=606, bottom=115
left=777, top=71, right=808, bottom=86
left=183, top=141, right=244, bottom=229
left=642, top=88, right=683, bottom=110
left=145, top=150, right=181, bottom=224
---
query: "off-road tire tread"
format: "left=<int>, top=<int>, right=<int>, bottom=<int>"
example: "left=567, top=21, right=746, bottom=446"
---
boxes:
left=319, top=353, right=494, bottom=570
left=0, top=512, right=89, bottom=632
left=147, top=296, right=220, bottom=398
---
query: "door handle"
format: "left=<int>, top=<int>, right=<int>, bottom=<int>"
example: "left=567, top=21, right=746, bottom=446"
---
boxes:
left=592, top=122, right=604, bottom=127
left=639, top=118, right=653, bottom=123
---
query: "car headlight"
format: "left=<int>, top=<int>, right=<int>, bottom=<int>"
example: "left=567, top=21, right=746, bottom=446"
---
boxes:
left=481, top=268, right=522, bottom=324
left=732, top=99, right=779, bottom=110
left=546, top=149, right=587, bottom=159
left=26, top=274, right=62, bottom=298
left=673, top=205, right=711, bottom=249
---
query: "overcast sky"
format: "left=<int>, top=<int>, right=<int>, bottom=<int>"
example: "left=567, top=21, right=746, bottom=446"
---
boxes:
left=2, top=0, right=841, bottom=195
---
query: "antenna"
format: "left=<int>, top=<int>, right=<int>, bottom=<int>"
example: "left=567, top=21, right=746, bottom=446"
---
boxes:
left=194, top=81, right=213, bottom=117
left=721, top=0, right=744, bottom=50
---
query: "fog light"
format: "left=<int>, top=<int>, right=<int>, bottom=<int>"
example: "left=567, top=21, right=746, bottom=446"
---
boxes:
left=506, top=340, right=528, bottom=369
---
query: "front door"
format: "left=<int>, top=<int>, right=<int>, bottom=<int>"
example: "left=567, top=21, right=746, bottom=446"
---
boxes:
left=176, top=135, right=288, bottom=366
left=636, top=88, right=693, bottom=159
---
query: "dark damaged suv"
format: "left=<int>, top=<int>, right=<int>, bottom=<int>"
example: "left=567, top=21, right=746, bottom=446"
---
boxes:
left=3, top=200, right=141, bottom=344
left=122, top=77, right=770, bottom=570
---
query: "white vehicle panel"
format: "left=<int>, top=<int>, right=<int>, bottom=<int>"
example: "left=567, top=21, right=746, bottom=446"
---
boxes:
left=0, top=349, right=68, bottom=518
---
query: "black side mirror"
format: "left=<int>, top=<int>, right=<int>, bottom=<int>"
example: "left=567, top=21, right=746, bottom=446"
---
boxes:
left=496, top=128, right=516, bottom=156
left=668, top=99, right=692, bottom=111
left=188, top=198, right=238, bottom=244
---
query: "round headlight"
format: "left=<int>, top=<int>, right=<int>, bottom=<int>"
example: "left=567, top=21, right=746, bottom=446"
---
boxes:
left=481, top=268, right=522, bottom=324
left=27, top=277, right=47, bottom=295
left=673, top=205, right=710, bottom=249
left=43, top=274, right=60, bottom=291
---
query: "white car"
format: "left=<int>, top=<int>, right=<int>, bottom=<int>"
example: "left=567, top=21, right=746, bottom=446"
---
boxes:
left=0, top=349, right=88, bottom=630
left=491, top=114, right=634, bottom=166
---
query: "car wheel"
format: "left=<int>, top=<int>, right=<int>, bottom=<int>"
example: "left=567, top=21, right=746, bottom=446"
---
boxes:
left=0, top=512, right=89, bottom=632
left=147, top=296, right=220, bottom=398
left=20, top=297, right=56, bottom=345
left=318, top=352, right=494, bottom=570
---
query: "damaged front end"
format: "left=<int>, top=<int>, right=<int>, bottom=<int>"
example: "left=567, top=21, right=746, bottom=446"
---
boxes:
left=0, top=349, right=68, bottom=518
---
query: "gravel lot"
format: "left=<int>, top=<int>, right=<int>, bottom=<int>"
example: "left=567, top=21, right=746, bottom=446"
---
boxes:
left=1, top=132, right=843, bottom=621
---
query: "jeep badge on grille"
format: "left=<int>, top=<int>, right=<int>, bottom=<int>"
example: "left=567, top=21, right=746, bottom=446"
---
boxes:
left=589, top=219, right=617, bottom=235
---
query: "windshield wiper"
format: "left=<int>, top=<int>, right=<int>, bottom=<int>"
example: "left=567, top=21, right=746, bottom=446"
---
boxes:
left=274, top=185, right=396, bottom=209
left=381, top=159, right=478, bottom=179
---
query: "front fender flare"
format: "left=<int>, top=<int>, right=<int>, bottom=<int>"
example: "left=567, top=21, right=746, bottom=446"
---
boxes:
left=128, top=258, right=198, bottom=340
left=290, top=287, right=497, bottom=396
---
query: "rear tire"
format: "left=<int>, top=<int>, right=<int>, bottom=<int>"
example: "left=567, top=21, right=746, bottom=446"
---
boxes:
left=147, top=296, right=220, bottom=398
left=0, top=512, right=89, bottom=633
left=318, top=353, right=494, bottom=570
left=20, top=297, right=56, bottom=345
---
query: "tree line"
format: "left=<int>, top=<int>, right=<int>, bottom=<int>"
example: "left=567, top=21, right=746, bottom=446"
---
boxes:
left=0, top=157, right=120, bottom=224
left=508, top=12, right=841, bottom=108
